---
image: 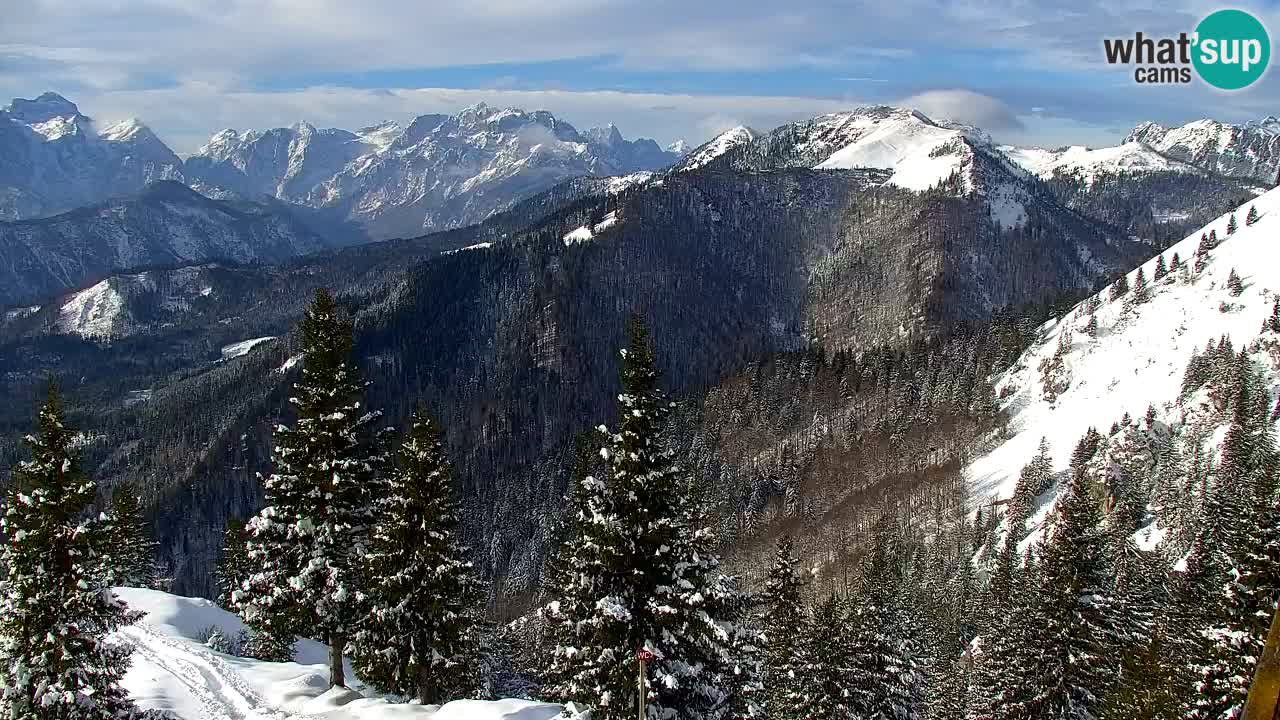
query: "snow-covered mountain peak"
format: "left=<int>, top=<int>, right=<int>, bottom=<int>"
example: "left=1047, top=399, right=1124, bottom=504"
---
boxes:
left=969, top=186, right=1280, bottom=511
left=4, top=91, right=82, bottom=124
left=673, top=125, right=757, bottom=171
left=666, top=139, right=691, bottom=155
left=100, top=117, right=152, bottom=143
left=809, top=105, right=981, bottom=191
left=1123, top=116, right=1280, bottom=183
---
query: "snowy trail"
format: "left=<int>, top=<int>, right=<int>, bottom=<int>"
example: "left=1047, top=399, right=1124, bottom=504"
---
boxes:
left=120, top=624, right=301, bottom=720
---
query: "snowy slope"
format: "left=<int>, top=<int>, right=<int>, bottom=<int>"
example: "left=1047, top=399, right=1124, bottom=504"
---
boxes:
left=114, top=588, right=577, bottom=720
left=968, top=187, right=1280, bottom=506
left=813, top=109, right=976, bottom=191
left=220, top=336, right=277, bottom=360
left=673, top=126, right=756, bottom=172
left=999, top=142, right=1203, bottom=184
left=1127, top=117, right=1280, bottom=183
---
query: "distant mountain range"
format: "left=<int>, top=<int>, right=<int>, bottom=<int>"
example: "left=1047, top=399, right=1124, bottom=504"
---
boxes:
left=0, top=93, right=685, bottom=240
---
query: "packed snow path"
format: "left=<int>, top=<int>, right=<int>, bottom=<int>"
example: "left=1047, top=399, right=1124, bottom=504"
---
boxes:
left=115, top=588, right=572, bottom=720
left=121, top=623, right=296, bottom=719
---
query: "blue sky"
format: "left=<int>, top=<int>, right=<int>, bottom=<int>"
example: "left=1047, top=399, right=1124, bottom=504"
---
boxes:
left=4, top=0, right=1280, bottom=154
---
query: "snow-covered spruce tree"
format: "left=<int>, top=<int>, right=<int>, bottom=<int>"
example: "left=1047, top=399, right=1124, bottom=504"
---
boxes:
left=1228, top=268, right=1245, bottom=297
left=1228, top=213, right=1238, bottom=235
left=1007, top=437, right=1053, bottom=539
left=761, top=537, right=807, bottom=720
left=351, top=411, right=486, bottom=704
left=1019, top=430, right=1118, bottom=720
left=798, top=595, right=851, bottom=720
left=216, top=517, right=291, bottom=660
left=1109, top=272, right=1129, bottom=301
left=1247, top=205, right=1260, bottom=226
left=0, top=388, right=149, bottom=720
left=1195, top=234, right=1213, bottom=273
left=542, top=320, right=748, bottom=720
left=1153, top=254, right=1168, bottom=282
left=233, top=288, right=386, bottom=686
left=105, top=482, right=157, bottom=588
left=215, top=518, right=250, bottom=609
left=847, top=527, right=922, bottom=720
left=1196, top=367, right=1280, bottom=718
left=1131, top=266, right=1149, bottom=304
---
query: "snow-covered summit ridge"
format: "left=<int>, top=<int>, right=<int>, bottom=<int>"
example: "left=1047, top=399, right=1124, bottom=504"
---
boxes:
left=968, top=185, right=1280, bottom=506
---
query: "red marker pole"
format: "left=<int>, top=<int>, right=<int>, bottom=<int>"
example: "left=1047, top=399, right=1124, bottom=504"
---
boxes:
left=637, top=648, right=654, bottom=720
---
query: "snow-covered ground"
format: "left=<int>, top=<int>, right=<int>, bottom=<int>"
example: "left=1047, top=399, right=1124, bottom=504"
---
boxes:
left=968, top=186, right=1280, bottom=509
left=115, top=588, right=575, bottom=720
left=220, top=337, right=277, bottom=361
left=814, top=110, right=972, bottom=191
left=998, top=142, right=1202, bottom=183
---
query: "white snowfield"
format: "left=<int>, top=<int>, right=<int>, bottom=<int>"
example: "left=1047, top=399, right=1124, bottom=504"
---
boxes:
left=220, top=337, right=277, bottom=361
left=968, top=185, right=1280, bottom=509
left=999, top=142, right=1202, bottom=184
left=114, top=588, right=576, bottom=720
left=813, top=110, right=974, bottom=191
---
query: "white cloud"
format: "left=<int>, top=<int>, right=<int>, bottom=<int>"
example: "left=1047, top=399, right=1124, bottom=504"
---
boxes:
left=897, top=89, right=1025, bottom=131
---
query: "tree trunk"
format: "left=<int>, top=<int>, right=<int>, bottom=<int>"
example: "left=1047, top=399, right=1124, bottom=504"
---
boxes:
left=1245, top=603, right=1280, bottom=720
left=417, top=663, right=436, bottom=706
left=328, top=632, right=346, bottom=688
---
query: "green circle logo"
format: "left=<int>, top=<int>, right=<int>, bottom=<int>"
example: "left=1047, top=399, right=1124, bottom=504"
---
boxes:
left=1193, top=9, right=1270, bottom=90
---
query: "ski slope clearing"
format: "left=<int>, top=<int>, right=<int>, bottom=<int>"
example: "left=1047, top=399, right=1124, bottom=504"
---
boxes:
left=115, top=588, right=574, bottom=720
left=968, top=186, right=1280, bottom=510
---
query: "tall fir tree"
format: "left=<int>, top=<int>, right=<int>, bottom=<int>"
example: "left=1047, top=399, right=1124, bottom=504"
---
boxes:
left=761, top=537, right=807, bottom=720
left=1020, top=431, right=1118, bottom=720
left=1154, top=254, right=1168, bottom=282
left=0, top=388, right=149, bottom=720
left=847, top=527, right=922, bottom=720
left=1131, top=266, right=1149, bottom=304
left=542, top=320, right=748, bottom=720
left=233, top=288, right=386, bottom=687
left=1247, top=205, right=1260, bottom=226
left=798, top=595, right=851, bottom=720
left=352, top=411, right=486, bottom=704
left=105, top=482, right=156, bottom=588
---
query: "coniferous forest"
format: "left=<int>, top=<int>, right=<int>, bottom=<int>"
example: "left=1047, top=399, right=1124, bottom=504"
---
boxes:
left=3, top=81, right=1280, bottom=720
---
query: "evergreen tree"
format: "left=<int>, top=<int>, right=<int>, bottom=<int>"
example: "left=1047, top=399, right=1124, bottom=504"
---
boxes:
left=1196, top=234, right=1213, bottom=273
left=1228, top=268, right=1245, bottom=297
left=1228, top=213, right=1238, bottom=235
left=1170, top=252, right=1183, bottom=273
left=233, top=288, right=386, bottom=688
left=215, top=518, right=250, bottom=609
left=543, top=320, right=748, bottom=720
left=1020, top=431, right=1117, bottom=720
left=1247, top=205, right=1260, bottom=226
left=352, top=411, right=486, bottom=704
left=216, top=517, right=292, bottom=661
left=1265, top=299, right=1280, bottom=334
left=798, top=596, right=851, bottom=720
left=1131, top=266, right=1149, bottom=304
left=1153, top=254, right=1168, bottom=281
left=0, top=388, right=148, bottom=720
left=1008, top=437, right=1053, bottom=537
left=1083, top=314, right=1098, bottom=339
left=761, top=537, right=807, bottom=720
left=105, top=482, right=156, bottom=588
left=847, top=529, right=922, bottom=720
left=1109, top=272, right=1129, bottom=301
left=1097, top=629, right=1183, bottom=720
